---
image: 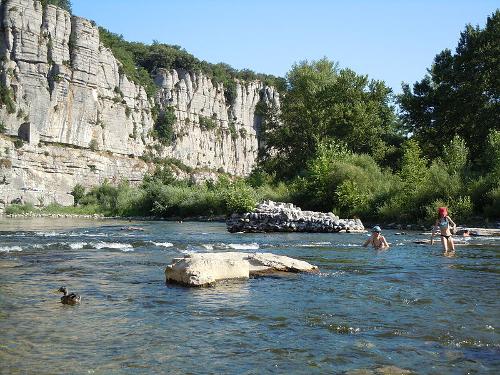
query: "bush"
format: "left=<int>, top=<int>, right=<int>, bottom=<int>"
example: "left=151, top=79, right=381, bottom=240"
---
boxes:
left=40, top=203, right=100, bottom=215
left=71, top=184, right=85, bottom=206
left=5, top=203, right=35, bottom=215
left=449, top=196, right=474, bottom=222
left=0, top=84, right=16, bottom=114
left=98, top=27, right=285, bottom=101
left=484, top=186, right=500, bottom=218
left=228, top=121, right=238, bottom=140
left=199, top=116, right=217, bottom=131
left=41, top=0, right=72, bottom=13
left=154, top=107, right=176, bottom=144
left=13, top=139, right=23, bottom=149
left=223, top=180, right=256, bottom=214
left=89, top=139, right=99, bottom=151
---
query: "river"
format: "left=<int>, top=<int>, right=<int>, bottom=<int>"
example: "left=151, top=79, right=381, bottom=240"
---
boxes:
left=0, top=218, right=499, bottom=374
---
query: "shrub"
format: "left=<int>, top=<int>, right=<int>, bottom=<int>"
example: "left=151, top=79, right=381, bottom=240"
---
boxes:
left=0, top=158, right=12, bottom=168
left=0, top=84, right=16, bottom=114
left=199, top=116, right=217, bottom=131
left=484, top=186, right=500, bottom=218
left=71, top=184, right=86, bottom=206
left=98, top=27, right=284, bottom=101
left=13, top=139, right=23, bottom=149
left=5, top=203, right=35, bottom=215
left=154, top=107, right=176, bottom=144
left=449, top=196, right=474, bottom=222
left=89, top=139, right=99, bottom=151
left=228, top=121, right=238, bottom=140
left=223, top=180, right=256, bottom=213
left=40, top=203, right=100, bottom=215
left=41, top=0, right=72, bottom=13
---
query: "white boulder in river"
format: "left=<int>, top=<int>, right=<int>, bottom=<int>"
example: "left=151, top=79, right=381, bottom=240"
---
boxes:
left=165, top=252, right=318, bottom=286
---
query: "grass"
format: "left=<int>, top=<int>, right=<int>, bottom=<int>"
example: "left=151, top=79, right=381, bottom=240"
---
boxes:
left=4, top=203, right=102, bottom=216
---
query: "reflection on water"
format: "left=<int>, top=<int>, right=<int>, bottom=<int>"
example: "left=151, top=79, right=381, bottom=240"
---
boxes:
left=0, top=218, right=499, bottom=374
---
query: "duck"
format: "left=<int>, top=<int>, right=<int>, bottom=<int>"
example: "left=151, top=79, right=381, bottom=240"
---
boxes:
left=58, top=286, right=81, bottom=305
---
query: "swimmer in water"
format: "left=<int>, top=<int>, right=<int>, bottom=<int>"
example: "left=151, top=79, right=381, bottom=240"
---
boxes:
left=363, top=226, right=389, bottom=250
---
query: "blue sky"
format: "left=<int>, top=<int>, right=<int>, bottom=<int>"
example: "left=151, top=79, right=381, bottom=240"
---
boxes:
left=72, top=0, right=498, bottom=93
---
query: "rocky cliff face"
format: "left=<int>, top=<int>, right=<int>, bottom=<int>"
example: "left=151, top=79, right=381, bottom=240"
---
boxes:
left=0, top=0, right=279, bottom=207
left=155, top=69, right=278, bottom=175
left=0, top=0, right=153, bottom=155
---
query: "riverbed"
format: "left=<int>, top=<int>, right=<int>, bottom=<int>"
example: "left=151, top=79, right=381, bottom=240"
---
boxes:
left=0, top=218, right=499, bottom=374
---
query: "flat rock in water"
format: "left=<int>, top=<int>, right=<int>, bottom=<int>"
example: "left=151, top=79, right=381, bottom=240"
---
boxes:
left=165, top=252, right=318, bottom=287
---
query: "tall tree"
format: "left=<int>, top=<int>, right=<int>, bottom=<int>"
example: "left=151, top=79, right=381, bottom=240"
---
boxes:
left=398, top=10, right=500, bottom=164
left=260, top=58, right=399, bottom=178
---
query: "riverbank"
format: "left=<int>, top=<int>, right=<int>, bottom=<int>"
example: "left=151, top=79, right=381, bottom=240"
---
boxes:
left=1, top=212, right=227, bottom=222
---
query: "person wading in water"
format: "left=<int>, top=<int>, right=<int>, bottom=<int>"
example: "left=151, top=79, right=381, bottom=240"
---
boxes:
left=363, top=226, right=389, bottom=250
left=431, top=207, right=457, bottom=256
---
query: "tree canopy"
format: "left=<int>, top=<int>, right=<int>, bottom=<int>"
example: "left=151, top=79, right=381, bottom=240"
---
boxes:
left=398, top=10, right=500, bottom=164
left=260, top=58, right=401, bottom=178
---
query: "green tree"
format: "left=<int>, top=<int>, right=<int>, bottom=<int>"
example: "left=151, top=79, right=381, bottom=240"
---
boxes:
left=261, top=58, right=400, bottom=178
left=398, top=10, right=500, bottom=164
left=71, top=184, right=85, bottom=206
left=154, top=107, right=176, bottom=144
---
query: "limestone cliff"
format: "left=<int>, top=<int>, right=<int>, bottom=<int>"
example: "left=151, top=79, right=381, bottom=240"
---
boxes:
left=0, top=0, right=279, bottom=208
left=155, top=69, right=278, bottom=175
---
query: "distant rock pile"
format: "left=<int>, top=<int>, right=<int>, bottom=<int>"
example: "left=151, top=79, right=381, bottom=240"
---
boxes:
left=226, top=201, right=364, bottom=233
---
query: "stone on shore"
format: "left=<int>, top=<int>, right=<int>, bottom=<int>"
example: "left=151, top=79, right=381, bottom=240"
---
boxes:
left=165, top=252, right=318, bottom=286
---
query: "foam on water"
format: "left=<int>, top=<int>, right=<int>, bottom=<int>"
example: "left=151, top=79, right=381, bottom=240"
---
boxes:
left=227, top=243, right=259, bottom=250
left=69, top=242, right=87, bottom=249
left=299, top=241, right=332, bottom=247
left=93, top=242, right=133, bottom=251
left=152, top=242, right=174, bottom=248
left=0, top=245, right=22, bottom=252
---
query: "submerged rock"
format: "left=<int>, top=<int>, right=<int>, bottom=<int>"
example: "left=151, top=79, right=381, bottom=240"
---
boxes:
left=165, top=252, right=318, bottom=287
left=227, top=201, right=364, bottom=233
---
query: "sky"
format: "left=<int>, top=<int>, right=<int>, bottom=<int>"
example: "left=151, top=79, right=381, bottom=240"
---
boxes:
left=72, top=0, right=498, bottom=94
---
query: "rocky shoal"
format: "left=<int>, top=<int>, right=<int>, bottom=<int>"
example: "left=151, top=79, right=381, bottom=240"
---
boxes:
left=227, top=201, right=364, bottom=233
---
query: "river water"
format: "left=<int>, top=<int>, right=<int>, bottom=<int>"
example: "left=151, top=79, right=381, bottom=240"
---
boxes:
left=0, top=218, right=498, bottom=374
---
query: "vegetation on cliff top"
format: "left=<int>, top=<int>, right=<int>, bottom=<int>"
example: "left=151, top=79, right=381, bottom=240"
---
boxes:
left=98, top=28, right=286, bottom=103
left=41, top=0, right=72, bottom=13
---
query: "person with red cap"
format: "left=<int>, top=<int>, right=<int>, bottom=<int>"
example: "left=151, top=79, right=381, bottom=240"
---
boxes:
left=431, top=207, right=457, bottom=256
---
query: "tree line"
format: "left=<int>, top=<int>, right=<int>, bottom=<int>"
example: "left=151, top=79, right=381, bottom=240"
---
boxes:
left=257, top=10, right=499, bottom=223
